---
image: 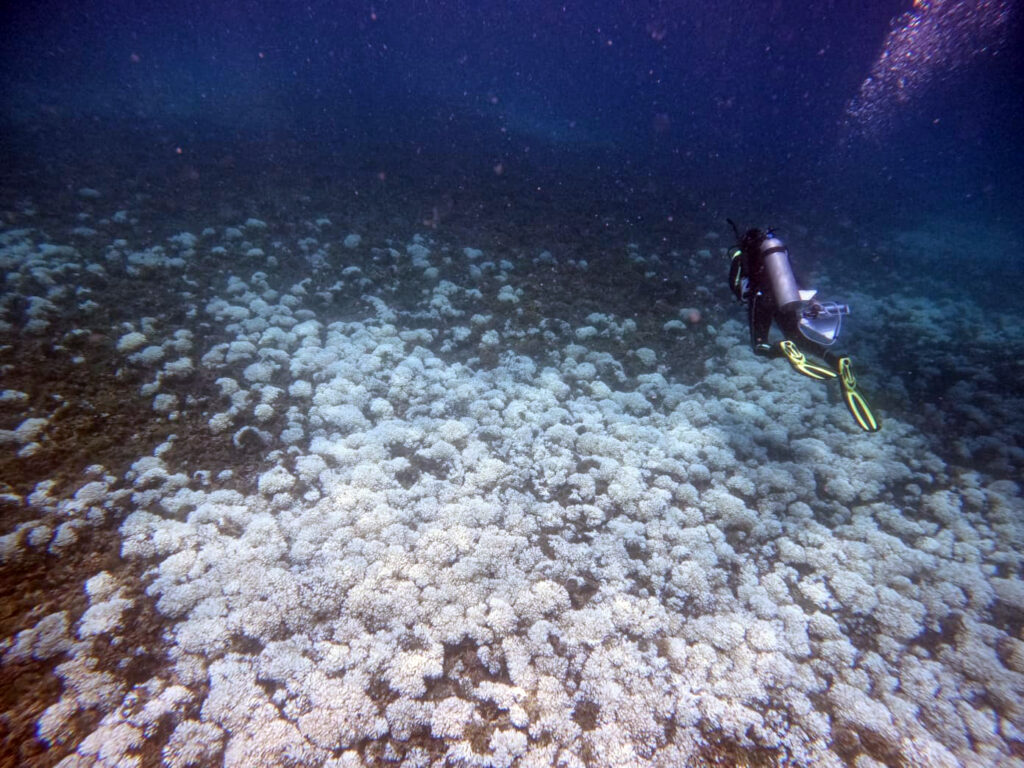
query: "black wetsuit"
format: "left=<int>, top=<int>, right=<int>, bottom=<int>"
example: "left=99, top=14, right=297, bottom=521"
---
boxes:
left=729, top=228, right=842, bottom=370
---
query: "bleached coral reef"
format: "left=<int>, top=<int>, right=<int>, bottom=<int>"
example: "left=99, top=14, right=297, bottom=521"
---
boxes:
left=1, top=214, right=1022, bottom=768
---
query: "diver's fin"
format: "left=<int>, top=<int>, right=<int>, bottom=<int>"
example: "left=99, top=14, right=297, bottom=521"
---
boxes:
left=838, top=357, right=880, bottom=432
left=778, top=340, right=837, bottom=381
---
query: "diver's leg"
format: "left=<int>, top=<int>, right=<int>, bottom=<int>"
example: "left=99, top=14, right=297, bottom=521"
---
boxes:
left=749, top=293, right=777, bottom=357
left=774, top=310, right=837, bottom=380
left=833, top=354, right=880, bottom=432
left=781, top=341, right=879, bottom=430
left=779, top=312, right=880, bottom=431
left=776, top=339, right=837, bottom=380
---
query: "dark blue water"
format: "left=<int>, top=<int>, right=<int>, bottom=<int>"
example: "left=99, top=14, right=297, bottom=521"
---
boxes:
left=3, top=0, right=1021, bottom=217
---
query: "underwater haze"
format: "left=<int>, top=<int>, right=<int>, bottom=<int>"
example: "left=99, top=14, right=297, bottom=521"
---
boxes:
left=1, top=1, right=1023, bottom=766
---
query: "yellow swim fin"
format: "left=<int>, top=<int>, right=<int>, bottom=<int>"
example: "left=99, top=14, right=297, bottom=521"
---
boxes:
left=838, top=357, right=880, bottom=432
left=778, top=340, right=837, bottom=381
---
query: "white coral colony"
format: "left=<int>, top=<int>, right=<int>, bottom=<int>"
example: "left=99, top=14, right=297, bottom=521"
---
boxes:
left=1, top=218, right=1022, bottom=768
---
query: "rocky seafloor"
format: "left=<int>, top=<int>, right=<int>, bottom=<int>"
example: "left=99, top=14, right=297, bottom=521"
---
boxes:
left=1, top=180, right=1022, bottom=768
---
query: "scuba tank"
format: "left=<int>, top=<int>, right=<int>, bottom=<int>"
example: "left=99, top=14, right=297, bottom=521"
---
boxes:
left=759, top=232, right=802, bottom=311
left=755, top=229, right=851, bottom=346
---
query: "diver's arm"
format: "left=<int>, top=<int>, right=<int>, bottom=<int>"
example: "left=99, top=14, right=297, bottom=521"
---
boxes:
left=728, top=248, right=744, bottom=301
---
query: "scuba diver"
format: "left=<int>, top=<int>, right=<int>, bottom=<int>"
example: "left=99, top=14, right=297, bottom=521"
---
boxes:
left=727, top=220, right=880, bottom=432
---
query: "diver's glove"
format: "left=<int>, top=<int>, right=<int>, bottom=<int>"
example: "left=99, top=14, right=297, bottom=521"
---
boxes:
left=837, top=357, right=880, bottom=432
